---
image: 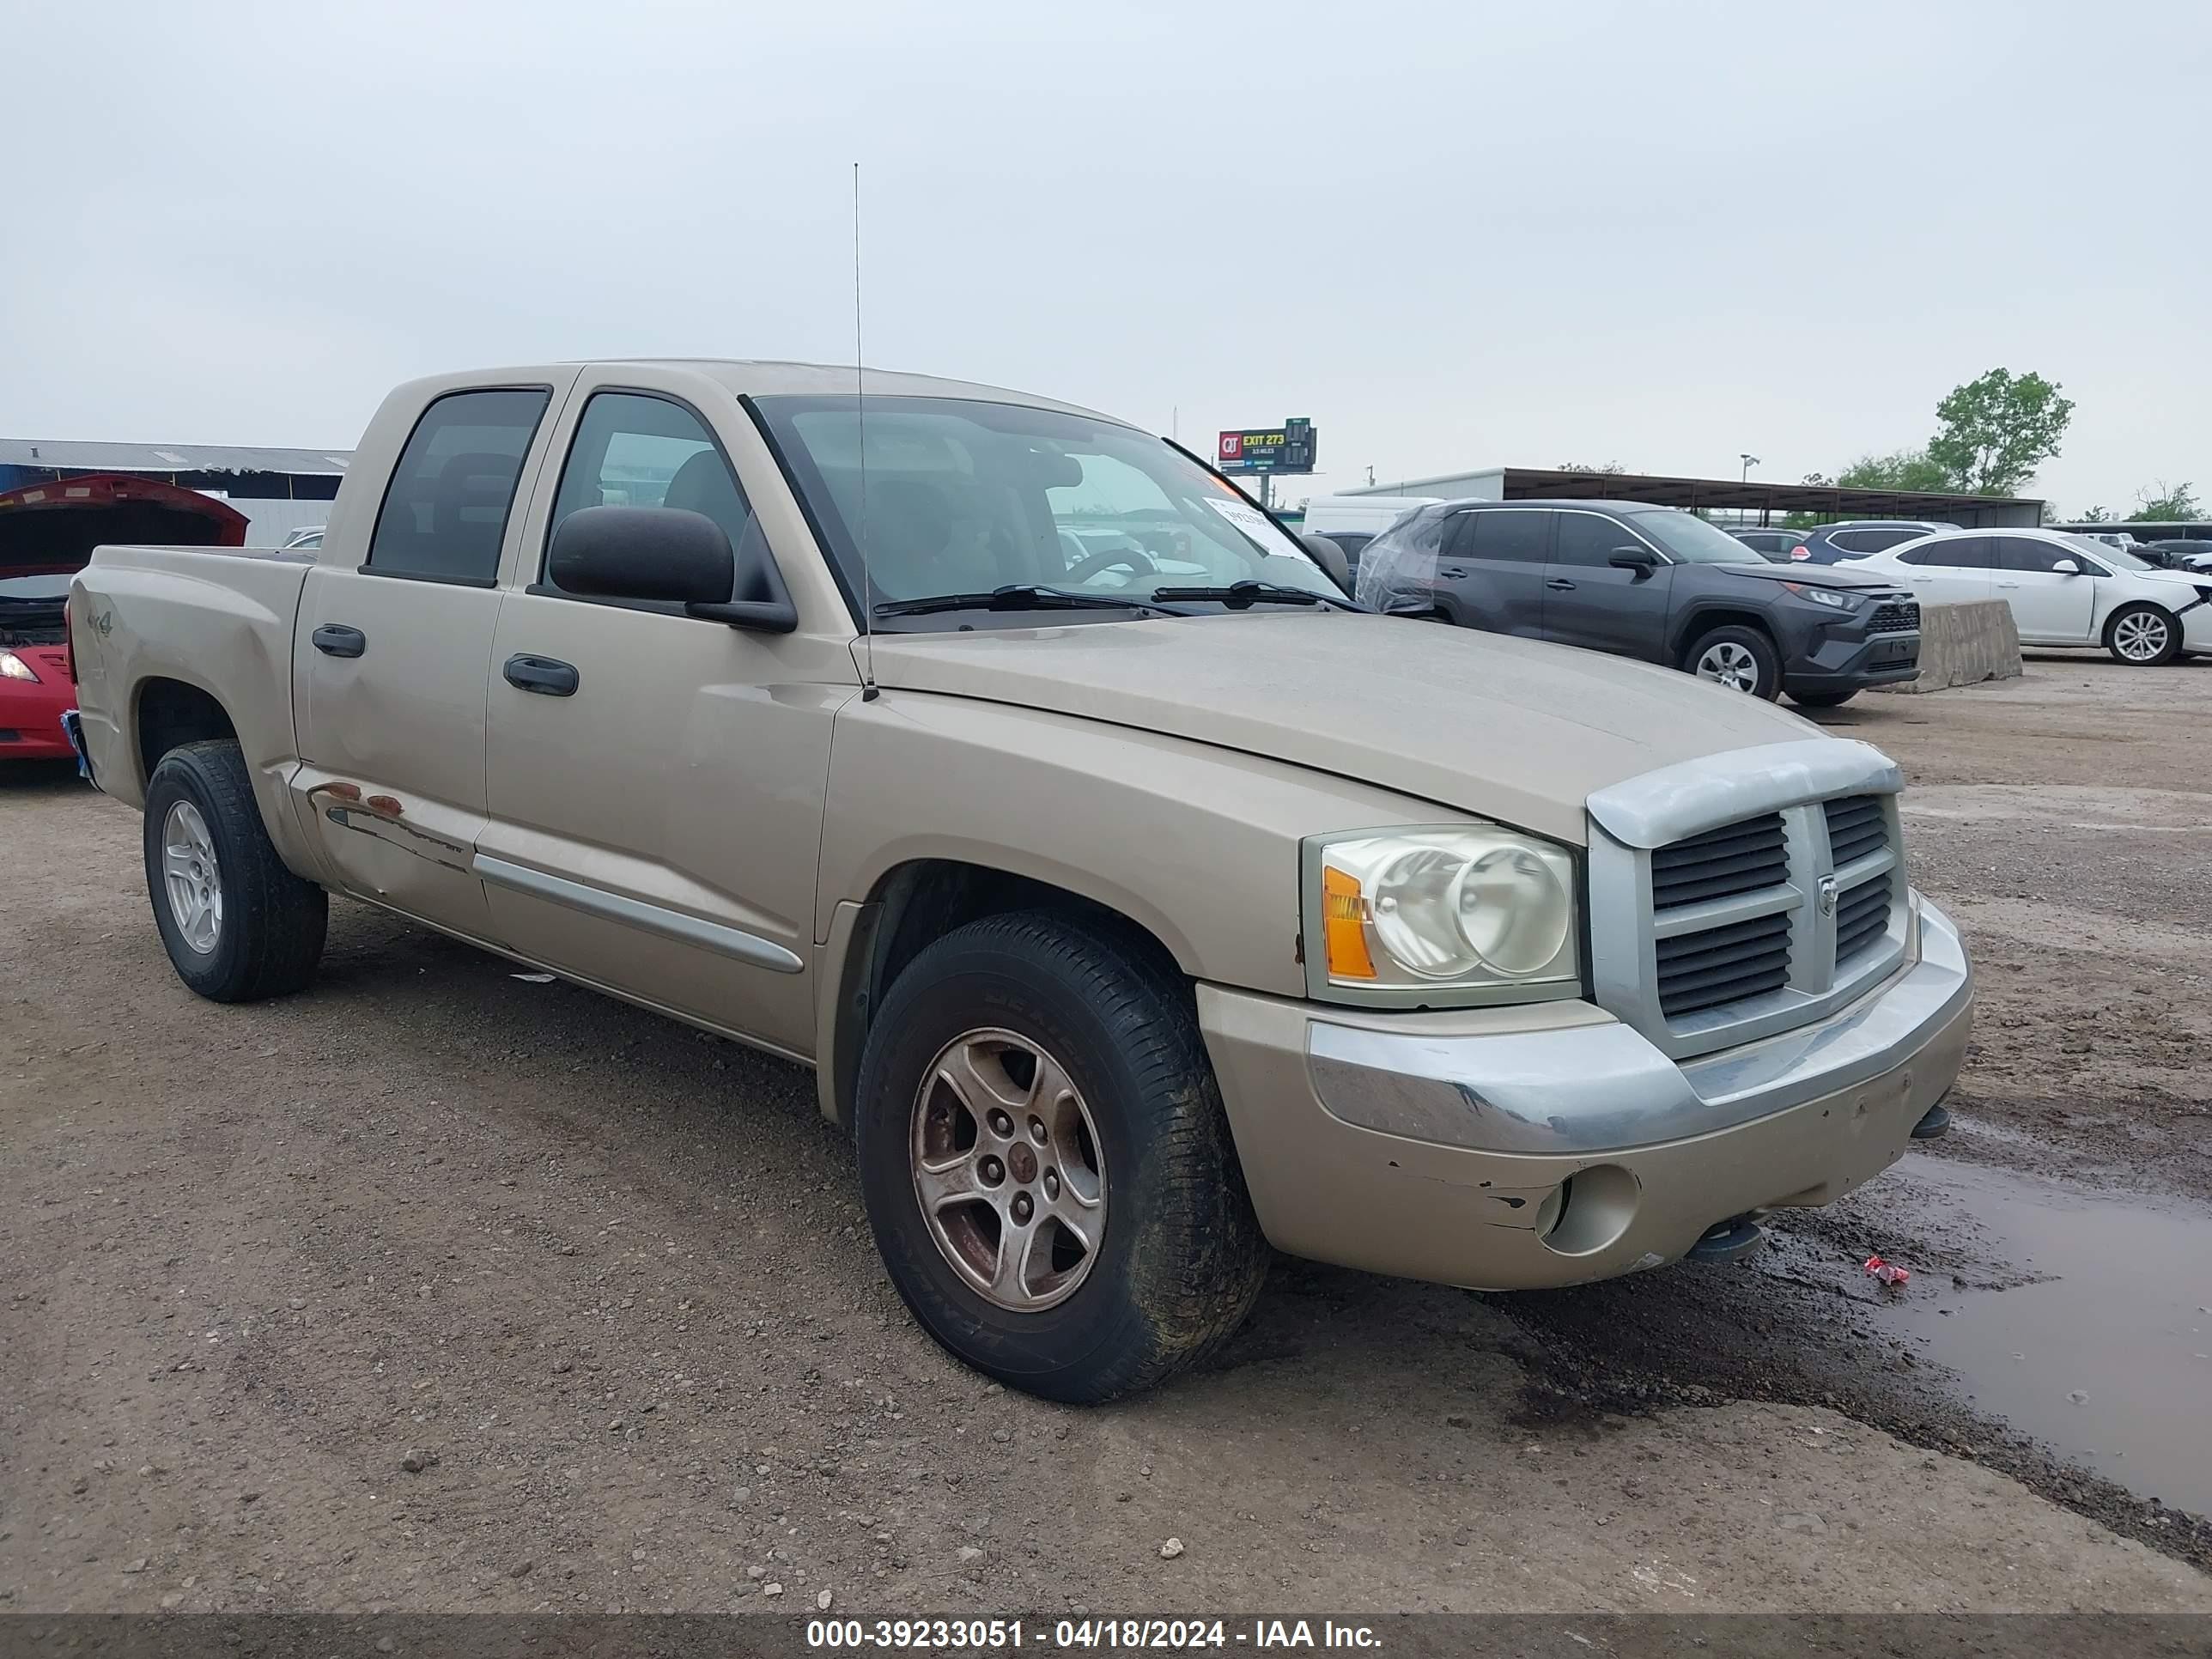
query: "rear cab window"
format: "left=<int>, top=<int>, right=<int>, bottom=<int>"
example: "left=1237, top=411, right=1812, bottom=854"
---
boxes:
left=367, top=389, right=551, bottom=586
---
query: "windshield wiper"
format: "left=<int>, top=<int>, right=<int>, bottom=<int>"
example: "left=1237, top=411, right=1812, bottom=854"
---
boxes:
left=1148, top=579, right=1366, bottom=612
left=872, top=584, right=1188, bottom=619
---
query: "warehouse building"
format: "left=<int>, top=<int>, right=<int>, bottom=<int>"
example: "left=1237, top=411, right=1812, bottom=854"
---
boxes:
left=0, top=438, right=351, bottom=545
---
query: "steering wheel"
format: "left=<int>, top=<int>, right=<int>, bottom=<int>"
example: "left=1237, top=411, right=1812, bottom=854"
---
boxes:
left=1064, top=546, right=1159, bottom=586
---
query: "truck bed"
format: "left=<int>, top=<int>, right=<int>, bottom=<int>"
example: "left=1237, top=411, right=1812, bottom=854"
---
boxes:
left=70, top=542, right=320, bottom=814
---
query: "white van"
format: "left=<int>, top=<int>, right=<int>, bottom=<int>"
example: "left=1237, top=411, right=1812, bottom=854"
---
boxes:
left=1300, top=494, right=1440, bottom=574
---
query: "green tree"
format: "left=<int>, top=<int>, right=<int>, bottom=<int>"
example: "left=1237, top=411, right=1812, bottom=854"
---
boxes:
left=1926, top=368, right=2074, bottom=495
left=1557, top=460, right=1626, bottom=474
left=1832, top=448, right=1952, bottom=493
left=2127, top=481, right=2198, bottom=521
left=2067, top=504, right=2114, bottom=523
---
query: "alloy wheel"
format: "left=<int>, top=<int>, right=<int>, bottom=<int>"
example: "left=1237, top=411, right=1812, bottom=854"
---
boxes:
left=1695, top=641, right=1761, bottom=692
left=161, top=799, right=223, bottom=955
left=2114, top=611, right=2171, bottom=661
left=908, top=1026, right=1107, bottom=1311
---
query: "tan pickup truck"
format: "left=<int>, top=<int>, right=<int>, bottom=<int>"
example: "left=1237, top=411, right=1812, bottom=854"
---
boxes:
left=67, top=360, right=1972, bottom=1401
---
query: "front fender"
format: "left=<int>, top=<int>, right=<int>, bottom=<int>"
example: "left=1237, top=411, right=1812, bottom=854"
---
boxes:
left=815, top=691, right=1455, bottom=995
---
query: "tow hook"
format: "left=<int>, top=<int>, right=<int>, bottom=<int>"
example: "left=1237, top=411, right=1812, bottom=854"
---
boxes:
left=1685, top=1213, right=1765, bottom=1264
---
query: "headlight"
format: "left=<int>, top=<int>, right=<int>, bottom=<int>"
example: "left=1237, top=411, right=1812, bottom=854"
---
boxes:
left=1304, top=827, right=1580, bottom=1005
left=0, top=649, right=40, bottom=683
left=1785, top=583, right=1859, bottom=611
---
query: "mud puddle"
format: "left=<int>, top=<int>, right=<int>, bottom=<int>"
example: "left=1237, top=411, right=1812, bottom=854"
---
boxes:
left=1869, top=1158, right=2212, bottom=1516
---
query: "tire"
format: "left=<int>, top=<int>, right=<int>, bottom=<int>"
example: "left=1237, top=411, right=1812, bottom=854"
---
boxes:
left=1788, top=689, right=1858, bottom=709
left=1682, top=624, right=1783, bottom=700
left=854, top=909, right=1269, bottom=1402
left=143, top=739, right=328, bottom=1002
left=2105, top=603, right=2182, bottom=665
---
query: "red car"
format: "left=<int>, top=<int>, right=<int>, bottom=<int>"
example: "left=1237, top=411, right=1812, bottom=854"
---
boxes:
left=0, top=475, right=248, bottom=763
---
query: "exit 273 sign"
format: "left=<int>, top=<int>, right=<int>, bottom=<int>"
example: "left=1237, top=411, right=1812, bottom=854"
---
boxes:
left=1216, top=418, right=1316, bottom=475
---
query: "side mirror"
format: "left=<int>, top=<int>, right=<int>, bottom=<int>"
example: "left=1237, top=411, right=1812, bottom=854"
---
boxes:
left=1609, top=545, right=1658, bottom=576
left=2051, top=558, right=2080, bottom=574
left=548, top=506, right=796, bottom=632
left=1298, top=532, right=1352, bottom=593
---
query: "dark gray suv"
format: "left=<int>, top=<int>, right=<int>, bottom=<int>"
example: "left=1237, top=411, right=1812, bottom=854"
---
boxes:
left=1354, top=499, right=1923, bottom=707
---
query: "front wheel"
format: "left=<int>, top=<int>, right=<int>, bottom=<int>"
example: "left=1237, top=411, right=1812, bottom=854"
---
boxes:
left=1789, top=688, right=1859, bottom=709
left=2106, top=603, right=2182, bottom=665
left=854, top=910, right=1268, bottom=1401
left=1683, top=624, right=1782, bottom=700
left=143, top=739, right=327, bottom=1001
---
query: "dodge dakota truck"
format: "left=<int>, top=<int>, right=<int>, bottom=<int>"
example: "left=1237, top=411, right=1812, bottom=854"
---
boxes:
left=69, top=360, right=1972, bottom=1401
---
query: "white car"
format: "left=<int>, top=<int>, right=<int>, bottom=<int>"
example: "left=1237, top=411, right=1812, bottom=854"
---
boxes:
left=1852, top=528, right=2212, bottom=665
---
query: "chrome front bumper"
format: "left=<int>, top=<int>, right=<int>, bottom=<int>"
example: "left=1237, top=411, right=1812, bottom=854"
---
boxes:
left=1309, top=896, right=1969, bottom=1157
left=1198, top=896, right=1972, bottom=1291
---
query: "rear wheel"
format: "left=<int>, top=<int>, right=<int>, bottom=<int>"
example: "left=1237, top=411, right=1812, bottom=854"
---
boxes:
left=143, top=739, right=327, bottom=1001
left=1789, top=689, right=1859, bottom=709
left=854, top=910, right=1268, bottom=1401
left=1683, top=624, right=1782, bottom=700
left=2106, top=603, right=2181, bottom=665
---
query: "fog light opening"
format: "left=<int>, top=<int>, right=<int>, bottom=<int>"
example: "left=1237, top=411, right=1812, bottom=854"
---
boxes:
left=1541, top=1163, right=1639, bottom=1257
left=1534, top=1183, right=1566, bottom=1239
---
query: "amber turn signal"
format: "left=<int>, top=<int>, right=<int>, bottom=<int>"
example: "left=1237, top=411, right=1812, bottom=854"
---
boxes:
left=1322, top=865, right=1376, bottom=980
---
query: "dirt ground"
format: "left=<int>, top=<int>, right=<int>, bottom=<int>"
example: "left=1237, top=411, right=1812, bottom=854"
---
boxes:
left=5, top=652, right=2211, bottom=1616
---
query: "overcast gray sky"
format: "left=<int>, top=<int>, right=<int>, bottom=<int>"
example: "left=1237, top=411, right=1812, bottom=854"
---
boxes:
left=4, top=0, right=2205, bottom=515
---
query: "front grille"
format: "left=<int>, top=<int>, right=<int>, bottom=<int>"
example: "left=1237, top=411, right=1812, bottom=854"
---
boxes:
left=1650, top=812, right=1787, bottom=910
left=1656, top=911, right=1792, bottom=1017
left=1836, top=872, right=1893, bottom=961
left=1867, top=599, right=1919, bottom=635
left=1823, top=795, right=1887, bottom=867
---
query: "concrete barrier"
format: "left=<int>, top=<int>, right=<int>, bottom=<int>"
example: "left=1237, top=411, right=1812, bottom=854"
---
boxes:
left=1873, top=599, right=2022, bottom=694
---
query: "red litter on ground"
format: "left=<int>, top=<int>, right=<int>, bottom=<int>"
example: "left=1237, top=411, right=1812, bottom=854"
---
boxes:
left=1864, top=1255, right=1911, bottom=1287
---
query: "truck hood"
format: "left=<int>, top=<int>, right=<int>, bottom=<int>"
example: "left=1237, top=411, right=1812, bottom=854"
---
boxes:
left=866, top=611, right=1828, bottom=843
left=1708, top=562, right=1904, bottom=592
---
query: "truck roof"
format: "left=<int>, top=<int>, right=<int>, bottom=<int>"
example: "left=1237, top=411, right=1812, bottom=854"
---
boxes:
left=518, top=358, right=1122, bottom=423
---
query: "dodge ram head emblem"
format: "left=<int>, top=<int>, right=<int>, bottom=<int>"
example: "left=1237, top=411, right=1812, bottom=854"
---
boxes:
left=1818, top=873, right=1838, bottom=916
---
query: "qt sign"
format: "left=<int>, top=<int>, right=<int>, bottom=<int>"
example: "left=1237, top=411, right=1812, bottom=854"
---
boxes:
left=1216, top=419, right=1316, bottom=476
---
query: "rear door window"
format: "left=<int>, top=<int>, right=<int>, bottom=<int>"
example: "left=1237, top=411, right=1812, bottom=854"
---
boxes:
left=367, top=389, right=551, bottom=584
left=1856, top=527, right=1929, bottom=552
left=1899, top=537, right=1990, bottom=569
left=1463, top=509, right=1550, bottom=562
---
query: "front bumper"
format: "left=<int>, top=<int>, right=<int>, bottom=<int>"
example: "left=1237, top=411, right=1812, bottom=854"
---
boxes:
left=1199, top=896, right=1972, bottom=1291
left=1782, top=623, right=1921, bottom=693
left=0, top=684, right=79, bottom=761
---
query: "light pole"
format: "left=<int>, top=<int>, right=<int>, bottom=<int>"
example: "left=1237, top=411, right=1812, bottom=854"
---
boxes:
left=1740, top=453, right=1761, bottom=483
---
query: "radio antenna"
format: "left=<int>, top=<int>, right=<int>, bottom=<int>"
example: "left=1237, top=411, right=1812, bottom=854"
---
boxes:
left=854, top=161, right=878, bottom=702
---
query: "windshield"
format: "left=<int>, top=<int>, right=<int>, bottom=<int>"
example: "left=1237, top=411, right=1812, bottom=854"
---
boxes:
left=750, top=395, right=1340, bottom=622
left=2067, top=534, right=2151, bottom=572
left=0, top=574, right=71, bottom=602
left=1624, top=508, right=1769, bottom=564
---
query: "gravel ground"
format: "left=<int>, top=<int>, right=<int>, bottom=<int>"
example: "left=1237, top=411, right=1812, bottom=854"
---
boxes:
left=4, top=653, right=2210, bottom=1614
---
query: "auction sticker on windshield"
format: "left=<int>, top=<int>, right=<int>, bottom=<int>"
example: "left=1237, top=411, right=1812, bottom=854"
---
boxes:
left=1203, top=496, right=1277, bottom=544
